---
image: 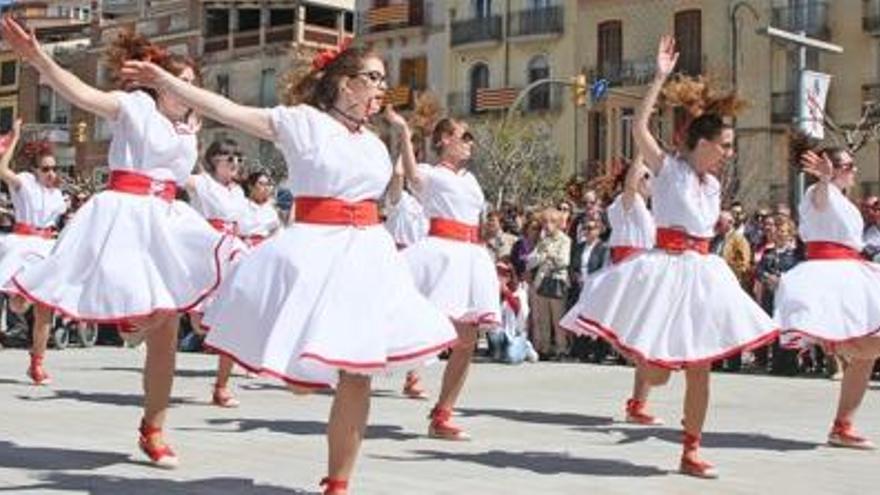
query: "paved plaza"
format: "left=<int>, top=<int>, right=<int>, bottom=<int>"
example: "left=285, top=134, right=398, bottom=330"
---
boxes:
left=0, top=347, right=878, bottom=494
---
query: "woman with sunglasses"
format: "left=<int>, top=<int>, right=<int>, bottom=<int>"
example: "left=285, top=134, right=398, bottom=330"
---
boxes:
left=122, top=45, right=456, bottom=494
left=390, top=114, right=501, bottom=441
left=239, top=170, right=281, bottom=247
left=0, top=120, right=66, bottom=385
left=775, top=147, right=880, bottom=450
left=185, top=138, right=250, bottom=409
left=560, top=36, right=777, bottom=479
left=1, top=22, right=238, bottom=469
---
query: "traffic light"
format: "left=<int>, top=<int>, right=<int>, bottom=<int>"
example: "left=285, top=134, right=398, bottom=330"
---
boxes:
left=572, top=74, right=587, bottom=107
left=74, top=121, right=88, bottom=144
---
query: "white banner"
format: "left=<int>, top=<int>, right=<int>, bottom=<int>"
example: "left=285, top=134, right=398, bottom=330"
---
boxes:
left=799, top=70, right=832, bottom=140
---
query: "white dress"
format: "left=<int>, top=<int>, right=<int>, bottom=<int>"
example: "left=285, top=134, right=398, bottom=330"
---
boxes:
left=560, top=155, right=777, bottom=368
left=12, top=91, right=237, bottom=324
left=607, top=193, right=655, bottom=262
left=203, top=105, right=457, bottom=388
left=384, top=190, right=428, bottom=248
left=403, top=163, right=501, bottom=328
left=239, top=199, right=281, bottom=244
left=0, top=172, right=66, bottom=293
left=775, top=184, right=880, bottom=346
left=189, top=173, right=248, bottom=234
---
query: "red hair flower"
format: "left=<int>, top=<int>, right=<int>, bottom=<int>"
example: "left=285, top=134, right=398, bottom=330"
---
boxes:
left=310, top=39, right=353, bottom=71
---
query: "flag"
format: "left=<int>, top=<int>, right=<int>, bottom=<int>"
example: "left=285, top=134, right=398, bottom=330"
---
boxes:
left=800, top=70, right=831, bottom=140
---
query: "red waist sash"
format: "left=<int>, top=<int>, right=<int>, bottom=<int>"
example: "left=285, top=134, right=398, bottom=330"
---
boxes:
left=656, top=228, right=710, bottom=255
left=13, top=223, right=56, bottom=239
left=429, top=218, right=480, bottom=243
left=610, top=246, right=645, bottom=264
left=294, top=197, right=380, bottom=227
left=207, top=218, right=238, bottom=235
left=108, top=170, right=177, bottom=202
left=805, top=241, right=864, bottom=261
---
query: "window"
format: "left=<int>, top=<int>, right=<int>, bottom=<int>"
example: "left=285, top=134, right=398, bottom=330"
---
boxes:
left=0, top=106, right=14, bottom=133
left=527, top=55, right=550, bottom=111
left=409, top=0, right=425, bottom=25
left=621, top=108, right=634, bottom=159
left=260, top=69, right=277, bottom=107
left=269, top=9, right=295, bottom=27
left=399, top=56, right=428, bottom=90
left=305, top=6, right=338, bottom=29
left=216, top=74, right=230, bottom=98
left=0, top=60, right=16, bottom=87
left=588, top=111, right=607, bottom=165
left=38, top=85, right=52, bottom=124
left=344, top=12, right=354, bottom=31
left=206, top=9, right=230, bottom=36
left=674, top=10, right=702, bottom=76
left=237, top=9, right=261, bottom=31
left=473, top=0, right=492, bottom=18
left=597, top=21, right=622, bottom=81
left=469, top=63, right=490, bottom=114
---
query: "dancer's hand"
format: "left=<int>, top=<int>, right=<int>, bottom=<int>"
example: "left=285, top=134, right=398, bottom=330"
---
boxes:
left=655, top=35, right=679, bottom=79
left=120, top=60, right=173, bottom=91
left=0, top=16, right=46, bottom=68
left=801, top=150, right=833, bottom=181
left=383, top=105, right=410, bottom=135
left=0, top=118, right=21, bottom=155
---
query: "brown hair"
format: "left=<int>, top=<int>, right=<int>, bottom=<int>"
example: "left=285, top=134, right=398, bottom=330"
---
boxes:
left=685, top=113, right=733, bottom=150
left=789, top=131, right=852, bottom=170
left=20, top=140, right=54, bottom=170
left=281, top=45, right=379, bottom=109
left=431, top=118, right=461, bottom=155
left=107, top=31, right=201, bottom=95
left=662, top=75, right=748, bottom=119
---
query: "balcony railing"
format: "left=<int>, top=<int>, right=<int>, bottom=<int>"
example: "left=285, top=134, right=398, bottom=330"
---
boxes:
left=362, top=1, right=429, bottom=34
left=526, top=83, right=564, bottom=113
left=865, top=0, right=880, bottom=34
left=588, top=58, right=657, bottom=87
left=771, top=91, right=797, bottom=124
left=771, top=1, right=830, bottom=40
left=451, top=15, right=503, bottom=47
left=508, top=5, right=563, bottom=38
left=303, top=24, right=345, bottom=46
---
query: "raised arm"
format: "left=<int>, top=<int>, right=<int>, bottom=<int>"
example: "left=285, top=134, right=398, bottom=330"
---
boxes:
left=635, top=35, right=679, bottom=173
left=0, top=118, right=22, bottom=190
left=383, top=106, right=425, bottom=192
left=1, top=16, right=119, bottom=120
left=121, top=60, right=275, bottom=141
left=386, top=156, right=405, bottom=206
left=621, top=154, right=647, bottom=210
left=801, top=150, right=834, bottom=211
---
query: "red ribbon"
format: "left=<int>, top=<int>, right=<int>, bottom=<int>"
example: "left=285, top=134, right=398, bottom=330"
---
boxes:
left=805, top=242, right=864, bottom=261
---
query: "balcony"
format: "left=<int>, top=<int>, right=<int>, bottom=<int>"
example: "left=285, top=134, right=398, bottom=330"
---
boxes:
left=386, top=85, right=414, bottom=109
left=22, top=123, right=70, bottom=144
left=771, top=90, right=797, bottom=124
left=446, top=87, right=523, bottom=116
left=771, top=1, right=830, bottom=40
left=508, top=5, right=563, bottom=38
left=865, top=0, right=880, bottom=35
left=303, top=24, right=347, bottom=47
left=588, top=58, right=657, bottom=88
left=362, top=1, right=429, bottom=35
left=451, top=15, right=503, bottom=47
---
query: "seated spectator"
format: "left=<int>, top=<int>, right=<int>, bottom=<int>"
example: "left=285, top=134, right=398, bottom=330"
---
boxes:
left=487, top=261, right=538, bottom=364
left=862, top=195, right=880, bottom=261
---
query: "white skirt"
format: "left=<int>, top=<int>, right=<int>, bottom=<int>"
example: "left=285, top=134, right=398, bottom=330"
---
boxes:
left=403, top=236, right=501, bottom=328
left=560, top=250, right=778, bottom=368
left=775, top=259, right=880, bottom=347
left=202, top=223, right=458, bottom=389
left=0, top=233, right=55, bottom=295
left=12, top=190, right=236, bottom=324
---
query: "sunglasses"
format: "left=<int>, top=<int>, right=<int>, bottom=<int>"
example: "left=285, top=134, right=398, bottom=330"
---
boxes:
left=558, top=205, right=571, bottom=211
left=457, top=131, right=474, bottom=143
left=39, top=166, right=57, bottom=173
left=355, top=70, right=387, bottom=87
left=836, top=161, right=856, bottom=172
left=256, top=179, right=273, bottom=187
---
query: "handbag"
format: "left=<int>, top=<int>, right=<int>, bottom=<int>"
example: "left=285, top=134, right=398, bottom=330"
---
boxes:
left=536, top=273, right=569, bottom=299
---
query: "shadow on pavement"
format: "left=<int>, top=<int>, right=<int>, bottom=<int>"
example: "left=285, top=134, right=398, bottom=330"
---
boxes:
left=0, top=441, right=129, bottom=471
left=456, top=408, right=614, bottom=428
left=16, top=389, right=198, bottom=408
left=0, top=472, right=312, bottom=494
left=580, top=425, right=821, bottom=452
left=375, top=449, right=668, bottom=477
left=189, top=417, right=420, bottom=441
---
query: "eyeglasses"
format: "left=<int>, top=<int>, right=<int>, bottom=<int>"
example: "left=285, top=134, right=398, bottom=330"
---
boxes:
left=217, top=153, right=242, bottom=165
left=355, top=70, right=387, bottom=88
left=558, top=205, right=571, bottom=212
left=837, top=161, right=857, bottom=172
left=256, top=179, right=273, bottom=187
left=38, top=166, right=57, bottom=173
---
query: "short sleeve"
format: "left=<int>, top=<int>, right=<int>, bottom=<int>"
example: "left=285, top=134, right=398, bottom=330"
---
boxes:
left=110, top=91, right=155, bottom=130
left=410, top=162, right=435, bottom=199
left=270, top=105, right=318, bottom=157
left=189, top=173, right=210, bottom=199
left=14, top=171, right=37, bottom=193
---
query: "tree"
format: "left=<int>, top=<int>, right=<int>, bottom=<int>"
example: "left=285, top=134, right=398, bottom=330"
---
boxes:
left=468, top=117, right=566, bottom=209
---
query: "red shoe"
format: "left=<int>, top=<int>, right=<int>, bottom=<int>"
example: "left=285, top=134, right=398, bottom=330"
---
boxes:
left=402, top=373, right=429, bottom=400
left=679, top=432, right=718, bottom=479
left=212, top=386, right=241, bottom=408
left=625, top=398, right=662, bottom=425
left=320, top=477, right=348, bottom=495
left=138, top=419, right=180, bottom=469
left=428, top=406, right=471, bottom=441
left=26, top=353, right=51, bottom=386
left=828, top=419, right=876, bottom=450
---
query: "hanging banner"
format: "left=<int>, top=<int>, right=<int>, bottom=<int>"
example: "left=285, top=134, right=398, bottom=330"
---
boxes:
left=799, top=70, right=831, bottom=140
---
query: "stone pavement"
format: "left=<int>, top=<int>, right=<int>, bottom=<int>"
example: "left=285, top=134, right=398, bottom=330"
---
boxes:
left=0, top=347, right=878, bottom=494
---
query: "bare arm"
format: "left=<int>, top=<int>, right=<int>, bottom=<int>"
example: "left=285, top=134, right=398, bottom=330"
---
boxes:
left=801, top=150, right=834, bottom=211
left=121, top=60, right=275, bottom=141
left=621, top=154, right=647, bottom=210
left=0, top=119, right=22, bottom=190
left=1, top=16, right=120, bottom=120
left=386, top=156, right=404, bottom=206
left=383, top=106, right=425, bottom=192
left=635, top=35, right=679, bottom=173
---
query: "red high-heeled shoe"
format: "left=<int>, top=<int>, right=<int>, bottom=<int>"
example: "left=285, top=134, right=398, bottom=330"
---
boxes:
left=428, top=406, right=470, bottom=441
left=138, top=419, right=179, bottom=469
left=402, top=373, right=429, bottom=400
left=679, top=431, right=717, bottom=479
left=625, top=398, right=663, bottom=425
left=828, top=419, right=876, bottom=450
left=320, top=477, right=349, bottom=495
left=26, top=352, right=51, bottom=386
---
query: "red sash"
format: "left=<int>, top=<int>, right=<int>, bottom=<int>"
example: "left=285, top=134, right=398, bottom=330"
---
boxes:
left=13, top=223, right=56, bottom=239
left=294, top=197, right=380, bottom=227
left=655, top=228, right=710, bottom=255
left=610, top=246, right=644, bottom=264
left=805, top=241, right=864, bottom=261
left=428, top=218, right=480, bottom=244
left=207, top=218, right=238, bottom=235
left=108, top=170, right=177, bottom=202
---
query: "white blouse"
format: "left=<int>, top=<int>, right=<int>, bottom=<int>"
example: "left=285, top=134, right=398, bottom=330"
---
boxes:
left=10, top=172, right=65, bottom=228
left=413, top=163, right=485, bottom=225
left=799, top=183, right=864, bottom=250
left=652, top=154, right=721, bottom=238
left=607, top=193, right=656, bottom=249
